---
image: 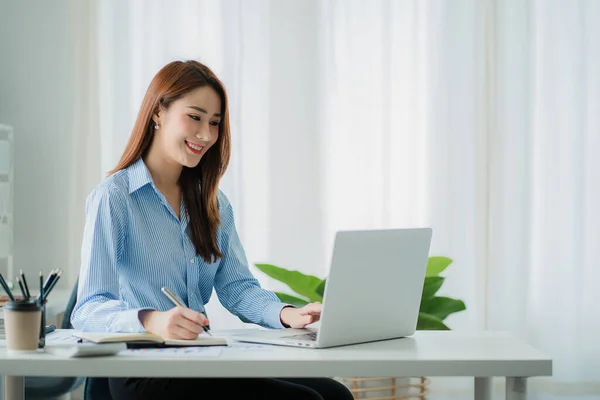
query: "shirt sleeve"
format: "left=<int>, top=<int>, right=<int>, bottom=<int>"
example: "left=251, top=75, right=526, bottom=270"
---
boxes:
left=214, top=192, right=289, bottom=329
left=71, top=183, right=152, bottom=333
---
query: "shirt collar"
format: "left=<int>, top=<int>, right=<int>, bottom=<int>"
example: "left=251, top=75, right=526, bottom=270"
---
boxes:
left=127, top=158, right=190, bottom=227
left=127, top=158, right=154, bottom=194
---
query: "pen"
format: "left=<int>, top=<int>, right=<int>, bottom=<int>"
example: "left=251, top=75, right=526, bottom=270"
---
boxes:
left=160, top=286, right=212, bottom=336
left=45, top=325, right=56, bottom=335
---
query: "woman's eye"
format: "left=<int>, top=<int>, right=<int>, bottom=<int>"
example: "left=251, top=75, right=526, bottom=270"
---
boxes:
left=210, top=121, right=220, bottom=127
left=189, top=115, right=200, bottom=121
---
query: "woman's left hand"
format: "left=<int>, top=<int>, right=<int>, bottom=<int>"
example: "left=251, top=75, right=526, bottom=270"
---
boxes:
left=280, top=302, right=322, bottom=328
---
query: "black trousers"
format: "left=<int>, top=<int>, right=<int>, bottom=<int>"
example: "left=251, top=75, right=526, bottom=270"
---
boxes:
left=108, top=377, right=354, bottom=400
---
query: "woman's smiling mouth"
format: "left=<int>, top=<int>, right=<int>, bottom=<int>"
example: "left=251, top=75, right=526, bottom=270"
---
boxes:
left=185, top=140, right=204, bottom=155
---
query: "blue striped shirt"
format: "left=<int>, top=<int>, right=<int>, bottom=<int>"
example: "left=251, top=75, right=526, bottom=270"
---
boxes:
left=71, top=158, right=287, bottom=333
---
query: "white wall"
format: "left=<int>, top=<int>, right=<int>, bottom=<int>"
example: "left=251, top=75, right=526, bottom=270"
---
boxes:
left=0, top=0, right=74, bottom=290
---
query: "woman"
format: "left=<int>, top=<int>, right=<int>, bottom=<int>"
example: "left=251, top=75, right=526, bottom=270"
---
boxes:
left=71, top=60, right=353, bottom=400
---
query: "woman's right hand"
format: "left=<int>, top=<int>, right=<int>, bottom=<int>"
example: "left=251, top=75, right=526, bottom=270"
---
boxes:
left=139, top=308, right=209, bottom=340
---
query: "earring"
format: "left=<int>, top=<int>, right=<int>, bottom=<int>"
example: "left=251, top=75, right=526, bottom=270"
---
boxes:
left=154, top=124, right=159, bottom=129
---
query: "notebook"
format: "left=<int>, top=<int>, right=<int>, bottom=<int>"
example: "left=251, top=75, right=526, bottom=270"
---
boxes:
left=73, top=331, right=227, bottom=347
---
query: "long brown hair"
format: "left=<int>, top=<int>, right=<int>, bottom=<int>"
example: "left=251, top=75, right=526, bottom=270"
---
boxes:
left=110, top=60, right=231, bottom=263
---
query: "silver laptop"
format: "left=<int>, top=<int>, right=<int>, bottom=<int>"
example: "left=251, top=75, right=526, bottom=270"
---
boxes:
left=233, top=228, right=432, bottom=348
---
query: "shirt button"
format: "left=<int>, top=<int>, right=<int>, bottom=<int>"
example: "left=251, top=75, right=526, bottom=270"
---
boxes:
left=190, top=259, right=195, bottom=264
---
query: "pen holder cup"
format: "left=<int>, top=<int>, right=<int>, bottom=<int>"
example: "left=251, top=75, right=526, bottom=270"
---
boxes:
left=3, top=299, right=43, bottom=353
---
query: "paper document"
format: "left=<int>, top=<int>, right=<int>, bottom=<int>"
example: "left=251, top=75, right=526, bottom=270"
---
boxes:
left=45, top=329, right=80, bottom=344
left=226, top=341, right=274, bottom=351
left=118, top=347, right=222, bottom=358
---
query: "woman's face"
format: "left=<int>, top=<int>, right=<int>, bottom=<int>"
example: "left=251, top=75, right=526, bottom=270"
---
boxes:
left=152, top=86, right=222, bottom=169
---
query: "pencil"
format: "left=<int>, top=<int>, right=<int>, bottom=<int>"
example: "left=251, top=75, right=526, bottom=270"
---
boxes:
left=43, top=270, right=62, bottom=302
left=42, top=269, right=56, bottom=293
left=17, top=277, right=27, bottom=299
left=39, top=271, right=44, bottom=305
left=0, top=273, right=15, bottom=302
left=20, top=269, right=31, bottom=299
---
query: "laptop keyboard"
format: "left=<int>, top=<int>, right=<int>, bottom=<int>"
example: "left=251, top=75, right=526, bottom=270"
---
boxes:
left=285, top=331, right=318, bottom=341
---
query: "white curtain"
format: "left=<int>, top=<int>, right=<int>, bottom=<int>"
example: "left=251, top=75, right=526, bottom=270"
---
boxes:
left=520, top=0, right=600, bottom=385
left=68, top=0, right=600, bottom=396
left=320, top=0, right=489, bottom=332
left=321, top=0, right=600, bottom=395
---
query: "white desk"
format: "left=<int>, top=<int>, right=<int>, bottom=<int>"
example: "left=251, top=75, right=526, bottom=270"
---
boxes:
left=0, top=330, right=552, bottom=400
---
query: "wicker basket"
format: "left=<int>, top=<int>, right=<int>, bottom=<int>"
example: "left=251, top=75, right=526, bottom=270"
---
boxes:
left=337, top=377, right=430, bottom=399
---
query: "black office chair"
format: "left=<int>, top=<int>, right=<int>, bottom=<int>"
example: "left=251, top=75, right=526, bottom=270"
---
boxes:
left=24, top=280, right=112, bottom=400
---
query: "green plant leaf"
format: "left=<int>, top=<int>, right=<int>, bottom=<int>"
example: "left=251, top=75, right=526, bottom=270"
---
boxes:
left=315, top=279, right=326, bottom=300
left=254, top=264, right=323, bottom=302
left=420, top=296, right=466, bottom=320
left=422, top=276, right=444, bottom=299
left=417, top=312, right=450, bottom=330
left=274, top=292, right=309, bottom=307
left=426, top=256, right=453, bottom=276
